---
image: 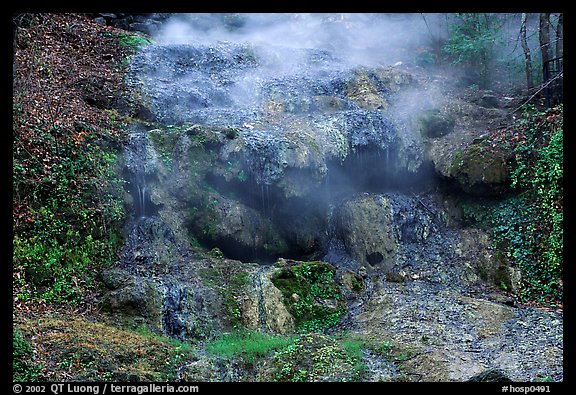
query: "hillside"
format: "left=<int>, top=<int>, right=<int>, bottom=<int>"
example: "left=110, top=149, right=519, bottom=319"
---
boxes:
left=13, top=13, right=563, bottom=383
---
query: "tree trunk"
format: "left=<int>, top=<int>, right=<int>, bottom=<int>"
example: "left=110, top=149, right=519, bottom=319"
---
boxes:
left=539, top=13, right=551, bottom=67
left=520, top=13, right=533, bottom=90
left=555, top=13, right=563, bottom=59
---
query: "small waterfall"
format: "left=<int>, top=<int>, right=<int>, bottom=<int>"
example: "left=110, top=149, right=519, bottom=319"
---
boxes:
left=135, top=172, right=149, bottom=218
left=124, top=130, right=156, bottom=220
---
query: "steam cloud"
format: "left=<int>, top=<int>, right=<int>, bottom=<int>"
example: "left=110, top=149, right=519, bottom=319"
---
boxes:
left=153, top=13, right=445, bottom=70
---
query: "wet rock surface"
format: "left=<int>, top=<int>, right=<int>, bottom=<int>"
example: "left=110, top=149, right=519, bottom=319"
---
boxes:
left=349, top=279, right=563, bottom=381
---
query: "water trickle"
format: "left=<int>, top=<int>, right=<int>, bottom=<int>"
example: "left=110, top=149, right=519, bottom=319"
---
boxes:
left=254, top=267, right=269, bottom=332
left=162, top=284, right=188, bottom=340
left=124, top=130, right=157, bottom=220
left=135, top=173, right=149, bottom=219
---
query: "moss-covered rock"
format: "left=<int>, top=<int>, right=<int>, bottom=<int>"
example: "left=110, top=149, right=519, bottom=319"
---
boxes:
left=346, top=66, right=413, bottom=111
left=239, top=269, right=296, bottom=334
left=100, top=268, right=228, bottom=340
left=271, top=259, right=346, bottom=333
left=419, top=108, right=455, bottom=138
left=340, top=270, right=365, bottom=295
left=346, top=68, right=389, bottom=110
left=449, top=143, right=510, bottom=196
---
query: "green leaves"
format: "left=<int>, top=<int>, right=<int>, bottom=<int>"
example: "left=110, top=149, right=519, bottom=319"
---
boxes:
left=463, top=105, right=563, bottom=305
left=13, top=123, right=126, bottom=306
left=272, top=261, right=346, bottom=333
left=508, top=105, right=563, bottom=303
left=443, top=13, right=503, bottom=87
left=13, top=328, right=43, bottom=381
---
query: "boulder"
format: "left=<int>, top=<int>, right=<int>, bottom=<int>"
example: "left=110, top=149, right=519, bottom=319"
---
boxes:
left=448, top=143, right=511, bottom=196
left=419, top=108, right=455, bottom=138
left=467, top=368, right=512, bottom=382
left=332, top=194, right=398, bottom=271
left=100, top=268, right=227, bottom=340
left=239, top=269, right=296, bottom=334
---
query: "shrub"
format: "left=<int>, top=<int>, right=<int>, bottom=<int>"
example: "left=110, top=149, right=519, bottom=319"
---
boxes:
left=462, top=105, right=563, bottom=305
left=13, top=328, right=42, bottom=382
left=271, top=261, right=346, bottom=332
left=443, top=13, right=503, bottom=88
left=13, top=123, right=126, bottom=305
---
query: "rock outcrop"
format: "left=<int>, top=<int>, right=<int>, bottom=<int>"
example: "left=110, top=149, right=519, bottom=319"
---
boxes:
left=99, top=27, right=562, bottom=381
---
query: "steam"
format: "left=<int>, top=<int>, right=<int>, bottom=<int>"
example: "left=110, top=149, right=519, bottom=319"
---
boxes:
left=141, top=12, right=449, bottom=131
left=153, top=13, right=440, bottom=69
left=128, top=13, right=453, bottom=262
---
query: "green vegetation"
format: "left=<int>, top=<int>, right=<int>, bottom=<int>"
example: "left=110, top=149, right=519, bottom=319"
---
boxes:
left=271, top=261, right=346, bottom=333
left=105, top=31, right=153, bottom=51
left=12, top=13, right=563, bottom=383
left=271, top=333, right=360, bottom=382
left=206, top=330, right=293, bottom=364
left=203, top=330, right=416, bottom=382
left=13, top=13, right=138, bottom=307
left=13, top=328, right=43, bottom=382
left=15, top=316, right=196, bottom=381
left=13, top=122, right=126, bottom=305
left=148, top=127, right=181, bottom=169
left=462, top=105, right=563, bottom=305
left=267, top=332, right=416, bottom=382
left=443, top=13, right=503, bottom=88
left=198, top=266, right=251, bottom=329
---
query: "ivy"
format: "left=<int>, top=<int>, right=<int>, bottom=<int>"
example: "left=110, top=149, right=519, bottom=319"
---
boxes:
left=508, top=105, right=563, bottom=303
left=463, top=105, right=563, bottom=305
left=13, top=122, right=126, bottom=305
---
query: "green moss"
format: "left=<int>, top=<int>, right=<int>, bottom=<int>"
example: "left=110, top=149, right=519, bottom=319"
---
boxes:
left=271, top=333, right=363, bottom=382
left=346, top=68, right=388, bottom=110
left=450, top=143, right=509, bottom=194
left=350, top=276, right=365, bottom=293
left=271, top=261, right=346, bottom=332
left=198, top=265, right=252, bottom=329
left=419, top=109, right=455, bottom=138
left=148, top=128, right=181, bottom=169
left=450, top=149, right=463, bottom=174
left=224, top=127, right=239, bottom=139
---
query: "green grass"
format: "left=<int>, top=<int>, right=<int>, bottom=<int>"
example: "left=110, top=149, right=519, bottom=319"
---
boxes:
left=105, top=31, right=153, bottom=51
left=206, top=330, right=293, bottom=364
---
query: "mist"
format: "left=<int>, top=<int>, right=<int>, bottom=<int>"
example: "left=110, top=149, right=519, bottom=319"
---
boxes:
left=137, top=13, right=449, bottom=132
left=153, top=13, right=441, bottom=70
left=124, top=12, right=455, bottom=262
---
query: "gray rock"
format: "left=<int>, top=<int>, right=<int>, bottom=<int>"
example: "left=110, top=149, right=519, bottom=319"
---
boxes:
left=419, top=108, right=455, bottom=138
left=467, top=368, right=512, bottom=382
left=479, top=94, right=500, bottom=108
